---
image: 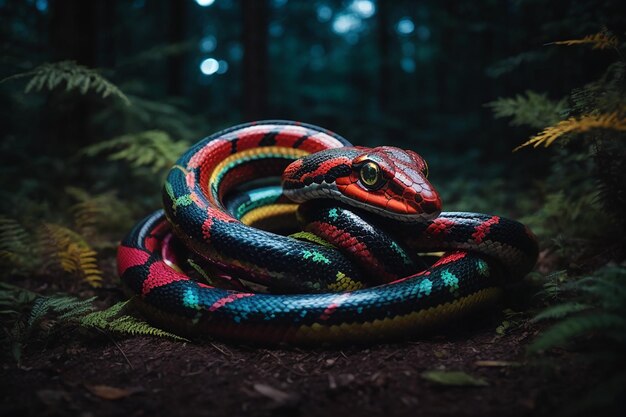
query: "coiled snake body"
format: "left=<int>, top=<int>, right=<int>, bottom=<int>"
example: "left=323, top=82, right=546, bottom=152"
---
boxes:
left=117, top=121, right=538, bottom=344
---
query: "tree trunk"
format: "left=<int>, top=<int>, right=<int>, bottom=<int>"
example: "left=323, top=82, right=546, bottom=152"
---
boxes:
left=376, top=0, right=391, bottom=117
left=47, top=0, right=98, bottom=163
left=167, top=0, right=186, bottom=97
left=241, top=0, right=269, bottom=120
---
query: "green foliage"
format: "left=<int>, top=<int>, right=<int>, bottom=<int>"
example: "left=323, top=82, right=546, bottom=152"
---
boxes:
left=485, top=90, right=567, bottom=129
left=531, top=266, right=626, bottom=342
left=1, top=60, right=130, bottom=105
left=492, top=31, right=626, bottom=264
left=66, top=187, right=135, bottom=240
left=80, top=301, right=186, bottom=340
left=531, top=302, right=590, bottom=321
left=0, top=284, right=184, bottom=363
left=495, top=309, right=527, bottom=336
left=28, top=295, right=97, bottom=331
left=569, top=62, right=625, bottom=116
left=81, top=130, right=189, bottom=174
left=530, top=312, right=625, bottom=352
left=28, top=294, right=185, bottom=340
left=92, top=93, right=206, bottom=142
left=0, top=283, right=38, bottom=363
left=0, top=217, right=36, bottom=278
left=535, top=270, right=569, bottom=301
left=529, top=266, right=626, bottom=415
left=0, top=187, right=132, bottom=284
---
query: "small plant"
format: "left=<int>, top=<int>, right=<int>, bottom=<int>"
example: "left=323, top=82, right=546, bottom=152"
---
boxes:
left=488, top=28, right=626, bottom=264
left=39, top=223, right=103, bottom=288
left=529, top=266, right=626, bottom=415
left=1, top=60, right=130, bottom=105
left=66, top=187, right=135, bottom=240
left=0, top=217, right=37, bottom=278
left=486, top=90, right=567, bottom=129
left=0, top=284, right=184, bottom=364
left=81, top=130, right=189, bottom=174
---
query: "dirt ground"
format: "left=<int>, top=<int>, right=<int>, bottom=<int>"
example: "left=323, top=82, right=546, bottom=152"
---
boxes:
left=0, top=303, right=599, bottom=417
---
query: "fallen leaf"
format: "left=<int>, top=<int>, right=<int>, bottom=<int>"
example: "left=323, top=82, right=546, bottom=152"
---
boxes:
left=421, top=370, right=488, bottom=387
left=85, top=384, right=142, bottom=400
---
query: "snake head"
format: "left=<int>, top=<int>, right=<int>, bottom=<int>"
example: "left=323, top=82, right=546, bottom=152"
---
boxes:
left=282, top=146, right=441, bottom=222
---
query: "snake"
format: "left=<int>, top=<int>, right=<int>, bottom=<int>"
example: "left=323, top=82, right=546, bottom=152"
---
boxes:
left=117, top=121, right=538, bottom=344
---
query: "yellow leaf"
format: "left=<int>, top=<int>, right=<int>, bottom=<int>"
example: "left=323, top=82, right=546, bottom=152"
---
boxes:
left=514, top=112, right=626, bottom=151
left=551, top=30, right=619, bottom=50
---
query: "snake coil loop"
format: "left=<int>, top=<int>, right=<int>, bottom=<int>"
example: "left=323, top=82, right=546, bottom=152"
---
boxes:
left=117, top=121, right=538, bottom=344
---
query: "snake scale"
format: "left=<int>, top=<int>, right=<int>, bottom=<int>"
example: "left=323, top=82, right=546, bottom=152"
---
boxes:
left=117, top=121, right=538, bottom=344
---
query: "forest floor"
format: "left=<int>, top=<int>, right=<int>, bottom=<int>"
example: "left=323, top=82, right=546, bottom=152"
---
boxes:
left=0, top=298, right=599, bottom=417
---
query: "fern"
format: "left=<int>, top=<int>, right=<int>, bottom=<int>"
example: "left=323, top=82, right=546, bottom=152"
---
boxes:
left=485, top=90, right=567, bottom=129
left=529, top=312, right=625, bottom=353
left=39, top=223, right=103, bottom=288
left=1, top=61, right=130, bottom=105
left=514, top=112, right=626, bottom=151
left=30, top=295, right=187, bottom=342
left=1, top=287, right=185, bottom=363
left=0, top=283, right=38, bottom=363
left=570, top=62, right=626, bottom=116
left=81, top=130, right=189, bottom=173
left=530, top=266, right=626, bottom=353
left=92, top=93, right=203, bottom=144
left=66, top=187, right=134, bottom=238
left=27, top=295, right=97, bottom=331
left=550, top=29, right=619, bottom=50
left=0, top=216, right=37, bottom=277
left=81, top=301, right=185, bottom=340
left=531, top=302, right=590, bottom=322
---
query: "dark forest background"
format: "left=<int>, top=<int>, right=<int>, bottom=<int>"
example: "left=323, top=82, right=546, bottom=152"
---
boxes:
left=1, top=1, right=625, bottom=416
left=0, top=0, right=622, bottom=212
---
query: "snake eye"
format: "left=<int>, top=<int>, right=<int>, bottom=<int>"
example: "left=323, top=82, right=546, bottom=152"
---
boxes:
left=422, top=160, right=429, bottom=178
left=359, top=161, right=382, bottom=189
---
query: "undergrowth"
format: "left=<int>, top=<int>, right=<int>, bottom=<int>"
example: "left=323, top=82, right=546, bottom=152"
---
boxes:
left=489, top=28, right=626, bottom=416
left=0, top=283, right=185, bottom=365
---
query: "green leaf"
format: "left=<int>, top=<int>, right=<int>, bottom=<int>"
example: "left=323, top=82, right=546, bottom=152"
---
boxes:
left=528, top=313, right=626, bottom=353
left=532, top=302, right=591, bottom=322
left=421, top=370, right=489, bottom=387
left=485, top=90, right=567, bottom=129
left=4, top=61, right=130, bottom=105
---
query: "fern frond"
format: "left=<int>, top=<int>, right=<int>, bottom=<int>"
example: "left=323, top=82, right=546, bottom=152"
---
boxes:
left=514, top=112, right=626, bottom=151
left=38, top=224, right=103, bottom=287
left=80, top=301, right=186, bottom=340
left=485, top=91, right=567, bottom=129
left=528, top=313, right=626, bottom=353
left=532, top=303, right=591, bottom=322
left=0, top=283, right=38, bottom=310
left=578, top=268, right=626, bottom=310
left=551, top=30, right=619, bottom=50
left=1, top=61, right=130, bottom=105
left=79, top=301, right=127, bottom=328
left=81, top=130, right=188, bottom=173
left=65, top=187, right=134, bottom=237
left=0, top=217, right=35, bottom=276
left=570, top=62, right=626, bottom=116
left=27, top=295, right=95, bottom=330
